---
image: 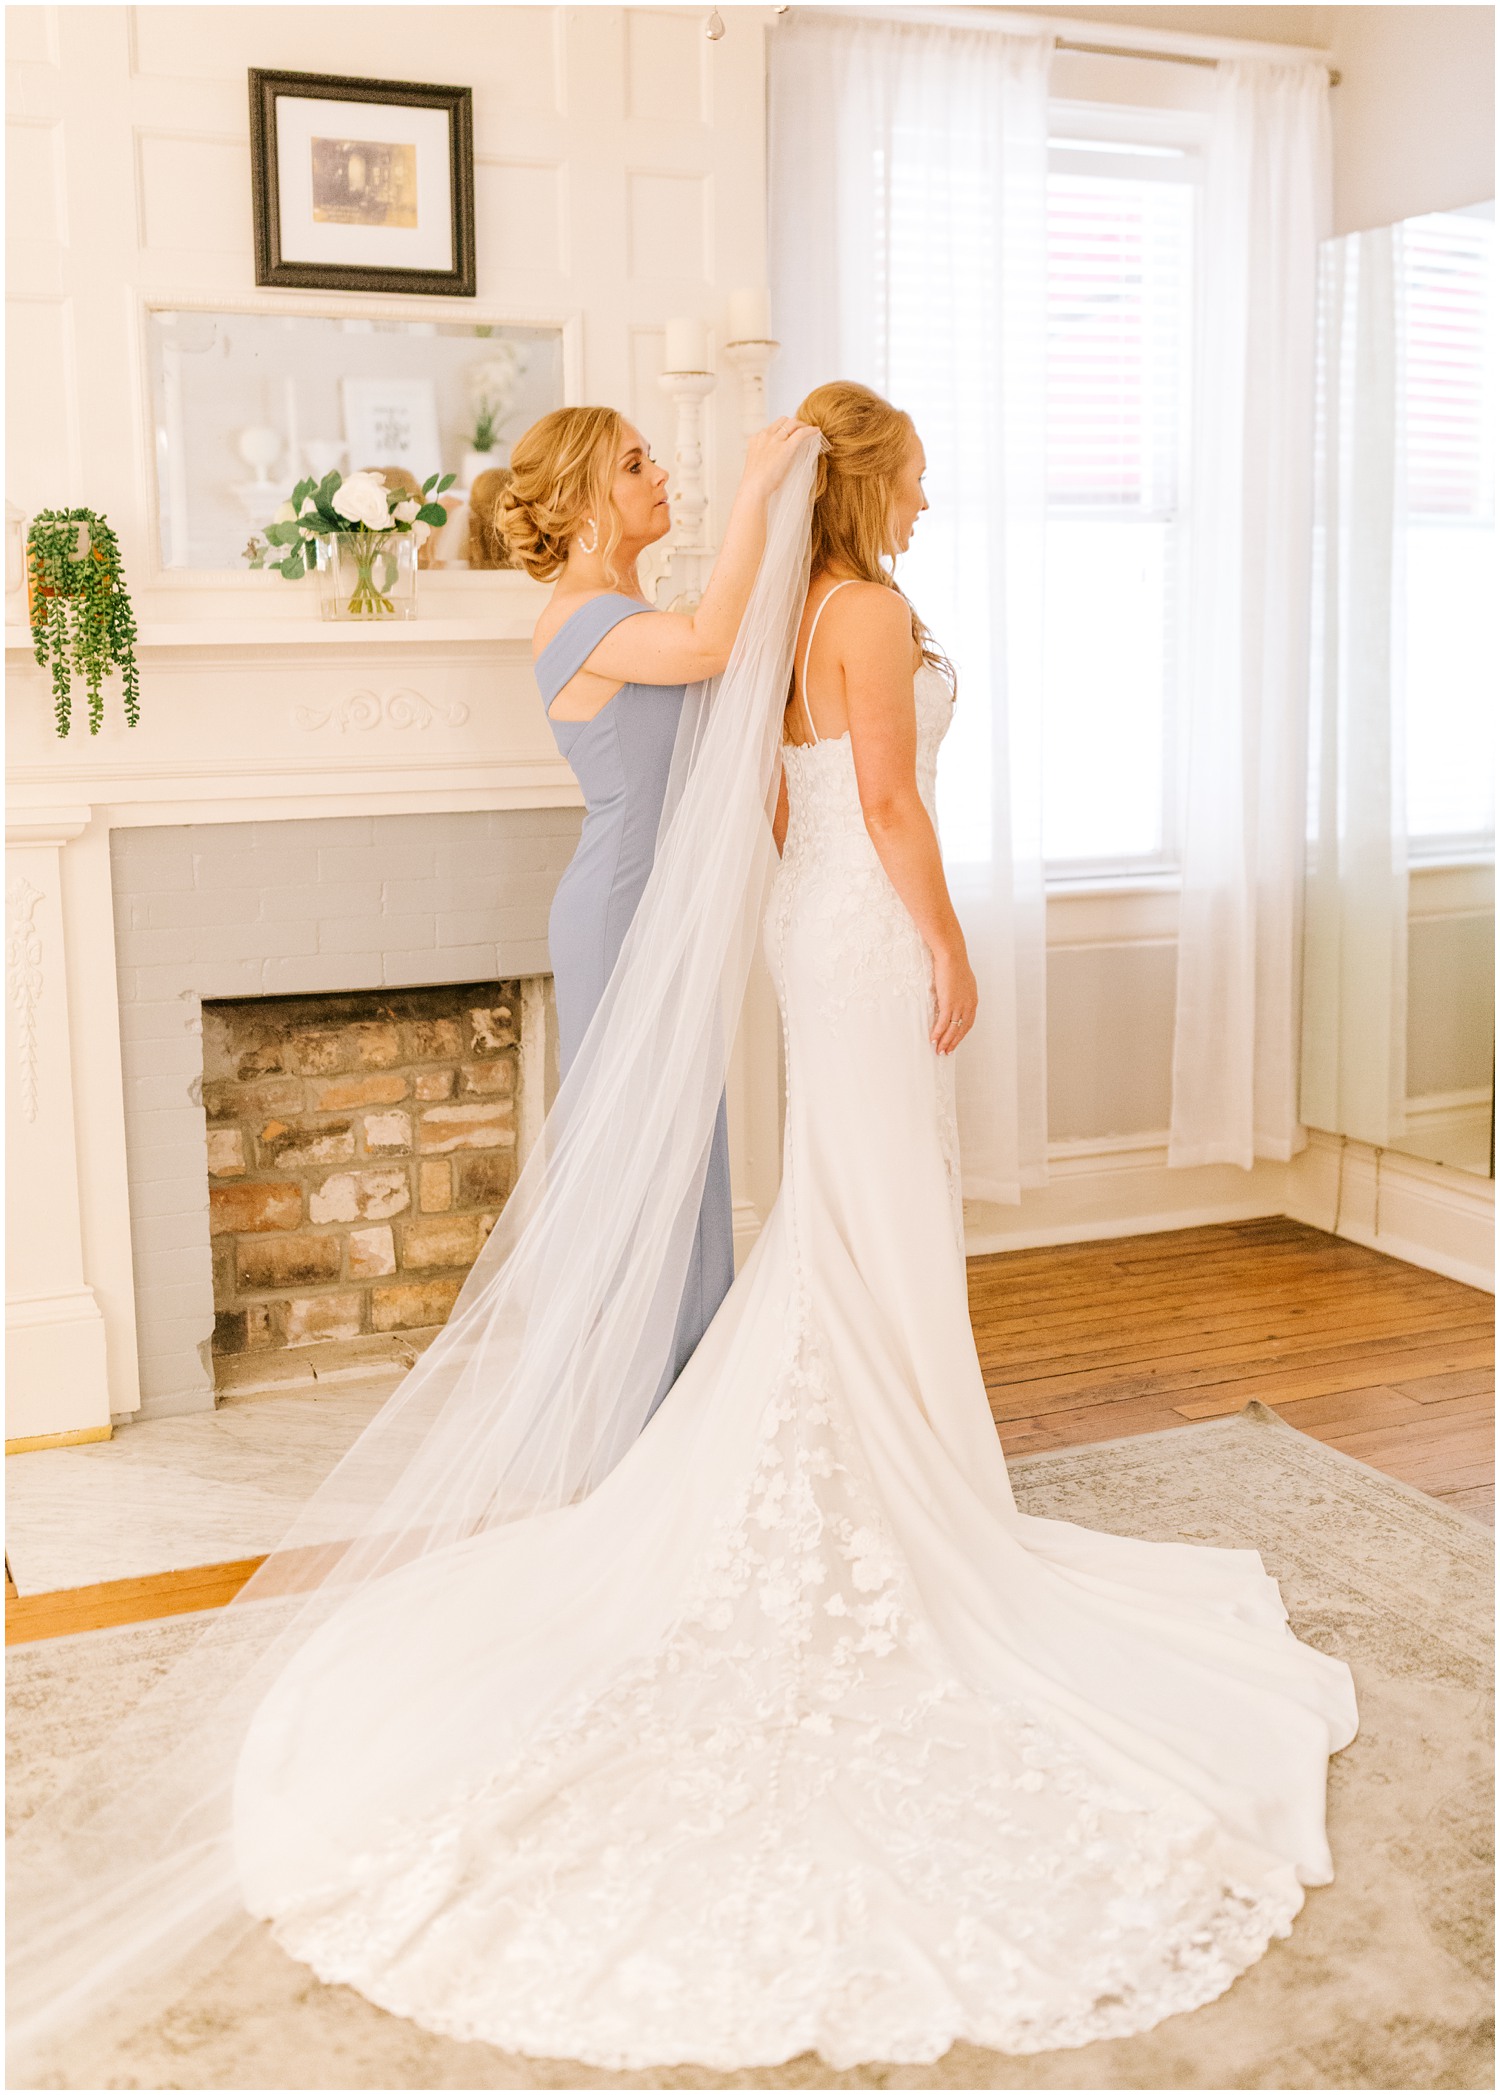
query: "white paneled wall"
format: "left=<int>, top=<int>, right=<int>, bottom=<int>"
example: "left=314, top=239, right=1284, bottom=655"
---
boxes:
left=4, top=3, right=777, bottom=602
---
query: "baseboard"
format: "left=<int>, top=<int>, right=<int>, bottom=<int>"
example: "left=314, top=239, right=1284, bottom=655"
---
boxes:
left=1388, top=1088, right=1493, bottom=1178
left=732, top=1198, right=764, bottom=1271
left=1286, top=1132, right=1495, bottom=1293
left=958, top=1128, right=1494, bottom=1292
left=964, top=1136, right=1291, bottom=1256
left=6, top=1424, right=113, bottom=1456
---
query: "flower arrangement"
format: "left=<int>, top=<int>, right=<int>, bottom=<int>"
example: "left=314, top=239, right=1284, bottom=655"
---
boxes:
left=247, top=467, right=455, bottom=618
left=27, top=509, right=140, bottom=737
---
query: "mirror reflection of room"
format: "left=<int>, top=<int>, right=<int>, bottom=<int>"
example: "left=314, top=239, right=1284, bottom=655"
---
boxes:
left=1302, top=201, right=1495, bottom=1178
left=147, top=309, right=563, bottom=568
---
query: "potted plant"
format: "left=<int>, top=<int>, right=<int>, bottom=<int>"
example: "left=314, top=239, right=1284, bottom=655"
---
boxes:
left=26, top=509, right=140, bottom=737
left=459, top=344, right=528, bottom=489
left=246, top=467, right=453, bottom=621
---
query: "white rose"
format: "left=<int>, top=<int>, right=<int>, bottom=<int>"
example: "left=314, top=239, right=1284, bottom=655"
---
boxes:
left=332, top=473, right=392, bottom=531
left=298, top=495, right=320, bottom=517
left=411, top=519, right=432, bottom=548
left=392, top=499, right=419, bottom=524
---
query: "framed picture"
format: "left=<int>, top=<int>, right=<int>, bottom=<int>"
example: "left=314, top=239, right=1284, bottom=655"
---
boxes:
left=341, top=378, right=442, bottom=479
left=249, top=69, right=475, bottom=297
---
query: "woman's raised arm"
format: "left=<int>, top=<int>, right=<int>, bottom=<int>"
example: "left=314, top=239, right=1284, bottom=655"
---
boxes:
left=580, top=419, right=820, bottom=686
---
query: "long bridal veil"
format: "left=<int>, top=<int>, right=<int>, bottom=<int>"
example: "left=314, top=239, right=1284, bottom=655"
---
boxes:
left=7, top=445, right=823, bottom=2079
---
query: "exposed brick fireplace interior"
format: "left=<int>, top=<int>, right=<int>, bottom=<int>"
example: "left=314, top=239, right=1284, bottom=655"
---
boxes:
left=203, top=983, right=521, bottom=1384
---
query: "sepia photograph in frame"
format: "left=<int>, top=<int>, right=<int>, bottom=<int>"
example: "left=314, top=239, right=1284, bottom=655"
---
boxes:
left=249, top=67, right=476, bottom=296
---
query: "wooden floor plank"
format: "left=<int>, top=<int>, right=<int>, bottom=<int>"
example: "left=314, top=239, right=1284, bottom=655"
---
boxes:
left=988, top=1332, right=1493, bottom=1421
left=1437, top=1483, right=1496, bottom=1521
left=5, top=1557, right=266, bottom=1645
left=1389, top=1366, right=1496, bottom=1403
left=971, top=1219, right=1493, bottom=1515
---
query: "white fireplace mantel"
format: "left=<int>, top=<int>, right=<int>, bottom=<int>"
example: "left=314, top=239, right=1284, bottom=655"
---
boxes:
left=6, top=603, right=582, bottom=818
left=5, top=609, right=585, bottom=1444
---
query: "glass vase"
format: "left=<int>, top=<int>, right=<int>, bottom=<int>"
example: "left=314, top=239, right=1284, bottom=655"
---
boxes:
left=318, top=531, right=417, bottom=621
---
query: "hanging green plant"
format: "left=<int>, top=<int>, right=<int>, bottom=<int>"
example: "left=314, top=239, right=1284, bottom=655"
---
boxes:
left=27, top=510, right=141, bottom=738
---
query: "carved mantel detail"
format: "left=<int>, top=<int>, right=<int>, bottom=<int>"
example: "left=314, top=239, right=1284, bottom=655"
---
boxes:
left=293, top=687, right=472, bottom=734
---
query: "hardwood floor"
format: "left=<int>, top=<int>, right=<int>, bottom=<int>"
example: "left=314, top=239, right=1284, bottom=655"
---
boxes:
left=970, top=1216, right=1494, bottom=1522
left=4, top=1556, right=267, bottom=1646
left=7, top=1219, right=1493, bottom=1646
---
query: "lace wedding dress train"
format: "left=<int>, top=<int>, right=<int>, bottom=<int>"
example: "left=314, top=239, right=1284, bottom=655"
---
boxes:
left=233, top=664, right=1357, bottom=2071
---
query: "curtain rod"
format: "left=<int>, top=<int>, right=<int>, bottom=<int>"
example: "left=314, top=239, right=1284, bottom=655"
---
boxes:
left=785, top=9, right=1340, bottom=83
left=1053, top=34, right=1340, bottom=85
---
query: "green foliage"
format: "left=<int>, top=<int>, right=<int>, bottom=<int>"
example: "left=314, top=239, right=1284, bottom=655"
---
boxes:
left=246, top=470, right=457, bottom=581
left=27, top=510, right=140, bottom=738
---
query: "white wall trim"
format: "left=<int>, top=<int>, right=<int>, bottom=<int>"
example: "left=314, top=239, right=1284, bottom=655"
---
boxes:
left=950, top=1127, right=1494, bottom=1293
left=962, top=1135, right=1290, bottom=1256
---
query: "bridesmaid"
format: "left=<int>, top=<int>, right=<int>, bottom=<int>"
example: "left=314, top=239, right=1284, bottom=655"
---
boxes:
left=496, top=406, right=817, bottom=1420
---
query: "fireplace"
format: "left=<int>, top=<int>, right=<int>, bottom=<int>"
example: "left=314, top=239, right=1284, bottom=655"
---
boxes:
left=203, top=982, right=528, bottom=1391
left=107, top=809, right=573, bottom=1418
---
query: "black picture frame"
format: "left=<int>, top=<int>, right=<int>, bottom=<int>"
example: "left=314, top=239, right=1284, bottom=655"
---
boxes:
left=249, top=68, right=476, bottom=297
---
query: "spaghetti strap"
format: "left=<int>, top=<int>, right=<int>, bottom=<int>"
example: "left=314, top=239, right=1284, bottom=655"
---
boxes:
left=797, top=579, right=857, bottom=746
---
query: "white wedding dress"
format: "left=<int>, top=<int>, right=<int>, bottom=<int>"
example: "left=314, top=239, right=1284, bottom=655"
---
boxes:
left=233, top=659, right=1357, bottom=2071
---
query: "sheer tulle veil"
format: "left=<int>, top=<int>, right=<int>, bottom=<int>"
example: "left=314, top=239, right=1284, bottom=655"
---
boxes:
left=7, top=443, right=824, bottom=2078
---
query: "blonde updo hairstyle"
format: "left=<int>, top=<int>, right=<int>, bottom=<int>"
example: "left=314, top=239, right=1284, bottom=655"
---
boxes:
left=794, top=381, right=952, bottom=690
left=497, top=405, right=626, bottom=582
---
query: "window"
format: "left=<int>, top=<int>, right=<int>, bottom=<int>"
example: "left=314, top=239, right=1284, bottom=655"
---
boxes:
left=1041, top=138, right=1196, bottom=877
left=1403, top=207, right=1496, bottom=855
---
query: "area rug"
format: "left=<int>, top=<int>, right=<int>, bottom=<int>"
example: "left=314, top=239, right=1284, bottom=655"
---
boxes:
left=8, top=1402, right=1492, bottom=2091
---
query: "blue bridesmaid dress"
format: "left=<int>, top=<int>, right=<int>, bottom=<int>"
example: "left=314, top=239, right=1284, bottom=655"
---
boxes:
left=535, top=592, right=735, bottom=1422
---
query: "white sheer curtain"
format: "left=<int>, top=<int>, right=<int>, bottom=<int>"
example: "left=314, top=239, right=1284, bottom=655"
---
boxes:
left=1299, top=226, right=1409, bottom=1145
left=1168, top=58, right=1334, bottom=1169
left=770, top=14, right=1052, bottom=1204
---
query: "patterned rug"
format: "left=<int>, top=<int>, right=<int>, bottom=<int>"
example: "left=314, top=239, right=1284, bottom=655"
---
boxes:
left=8, top=1403, right=1492, bottom=2091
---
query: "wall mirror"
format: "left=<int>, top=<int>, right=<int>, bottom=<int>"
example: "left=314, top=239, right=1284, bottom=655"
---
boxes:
left=1300, top=201, right=1495, bottom=1177
left=145, top=306, right=565, bottom=570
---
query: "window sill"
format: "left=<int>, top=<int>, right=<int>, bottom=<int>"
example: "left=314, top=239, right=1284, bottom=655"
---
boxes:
left=1046, top=881, right=1179, bottom=948
left=1044, top=868, right=1181, bottom=897
left=1408, top=844, right=1496, bottom=872
left=1409, top=860, right=1494, bottom=919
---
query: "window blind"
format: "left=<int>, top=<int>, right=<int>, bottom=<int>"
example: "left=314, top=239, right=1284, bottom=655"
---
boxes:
left=1403, top=210, right=1495, bottom=847
left=1046, top=169, right=1192, bottom=514
left=1040, top=161, right=1194, bottom=868
left=1404, top=213, right=1495, bottom=521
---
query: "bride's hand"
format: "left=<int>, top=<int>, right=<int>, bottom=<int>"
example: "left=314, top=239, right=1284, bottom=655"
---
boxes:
left=931, top=945, right=978, bottom=1056
left=741, top=417, right=820, bottom=497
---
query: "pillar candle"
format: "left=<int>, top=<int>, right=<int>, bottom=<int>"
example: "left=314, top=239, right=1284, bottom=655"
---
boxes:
left=728, top=287, right=772, bottom=343
left=663, top=316, right=711, bottom=373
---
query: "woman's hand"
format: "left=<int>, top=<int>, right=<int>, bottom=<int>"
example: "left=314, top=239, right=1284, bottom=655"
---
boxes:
left=931, top=942, right=978, bottom=1056
left=742, top=417, right=820, bottom=498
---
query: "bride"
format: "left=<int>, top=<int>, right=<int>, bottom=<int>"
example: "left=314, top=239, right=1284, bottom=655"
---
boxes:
left=9, top=384, right=1356, bottom=2081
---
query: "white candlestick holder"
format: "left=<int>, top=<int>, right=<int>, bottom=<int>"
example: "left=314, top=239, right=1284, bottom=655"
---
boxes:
left=658, top=368, right=716, bottom=609
left=724, top=339, right=780, bottom=442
